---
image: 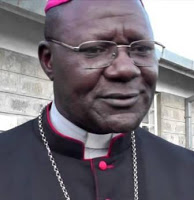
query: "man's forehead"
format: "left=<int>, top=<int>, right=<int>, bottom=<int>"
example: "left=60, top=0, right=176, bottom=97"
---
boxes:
left=45, top=0, right=144, bottom=13
left=44, top=0, right=152, bottom=42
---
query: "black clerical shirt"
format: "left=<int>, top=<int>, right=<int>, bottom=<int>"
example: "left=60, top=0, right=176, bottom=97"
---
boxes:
left=0, top=106, right=194, bottom=200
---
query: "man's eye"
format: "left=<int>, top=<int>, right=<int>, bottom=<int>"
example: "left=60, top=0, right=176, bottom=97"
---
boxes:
left=80, top=46, right=107, bottom=57
left=131, top=45, right=154, bottom=55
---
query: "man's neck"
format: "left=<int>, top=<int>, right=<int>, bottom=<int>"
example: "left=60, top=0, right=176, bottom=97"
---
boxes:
left=49, top=102, right=120, bottom=159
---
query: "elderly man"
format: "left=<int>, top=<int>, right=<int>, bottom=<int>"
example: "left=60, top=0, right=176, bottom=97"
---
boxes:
left=0, top=0, right=194, bottom=200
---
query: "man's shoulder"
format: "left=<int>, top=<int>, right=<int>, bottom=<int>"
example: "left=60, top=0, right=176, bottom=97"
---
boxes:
left=0, top=118, right=37, bottom=151
left=137, top=128, right=194, bottom=163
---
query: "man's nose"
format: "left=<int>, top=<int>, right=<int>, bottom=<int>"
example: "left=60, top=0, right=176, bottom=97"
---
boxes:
left=103, top=49, right=141, bottom=81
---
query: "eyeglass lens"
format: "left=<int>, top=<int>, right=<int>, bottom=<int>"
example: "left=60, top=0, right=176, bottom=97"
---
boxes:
left=79, top=41, right=163, bottom=69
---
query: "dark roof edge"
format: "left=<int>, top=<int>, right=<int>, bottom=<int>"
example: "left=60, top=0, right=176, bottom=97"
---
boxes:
left=0, top=1, right=45, bottom=24
left=159, top=50, right=194, bottom=78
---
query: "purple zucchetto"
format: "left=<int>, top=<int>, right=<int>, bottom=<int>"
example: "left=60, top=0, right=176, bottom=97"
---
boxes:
left=45, top=0, right=71, bottom=13
left=45, top=0, right=144, bottom=13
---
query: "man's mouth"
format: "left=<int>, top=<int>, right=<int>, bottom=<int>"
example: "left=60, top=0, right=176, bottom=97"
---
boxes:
left=98, top=93, right=139, bottom=108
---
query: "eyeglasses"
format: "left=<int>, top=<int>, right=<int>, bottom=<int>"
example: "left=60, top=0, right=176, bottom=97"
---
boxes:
left=47, top=38, right=165, bottom=69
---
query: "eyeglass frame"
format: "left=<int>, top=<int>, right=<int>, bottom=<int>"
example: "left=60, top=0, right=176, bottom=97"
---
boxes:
left=46, top=38, right=165, bottom=66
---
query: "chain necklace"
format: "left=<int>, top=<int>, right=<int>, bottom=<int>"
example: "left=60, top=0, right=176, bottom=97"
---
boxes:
left=38, top=107, right=139, bottom=200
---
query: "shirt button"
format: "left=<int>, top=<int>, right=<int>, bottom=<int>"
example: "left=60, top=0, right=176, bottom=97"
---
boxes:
left=99, top=161, right=107, bottom=170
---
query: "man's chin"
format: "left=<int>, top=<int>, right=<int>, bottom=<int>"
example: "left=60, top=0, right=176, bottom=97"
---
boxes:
left=92, top=113, right=143, bottom=134
left=106, top=120, right=140, bottom=134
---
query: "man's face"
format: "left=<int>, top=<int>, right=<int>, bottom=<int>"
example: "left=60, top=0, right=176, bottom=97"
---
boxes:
left=41, top=0, right=158, bottom=134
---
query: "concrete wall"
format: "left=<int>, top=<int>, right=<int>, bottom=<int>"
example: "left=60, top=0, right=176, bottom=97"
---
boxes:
left=158, top=93, right=186, bottom=147
left=0, top=48, right=53, bottom=132
left=0, top=6, right=50, bottom=132
left=157, top=92, right=194, bottom=150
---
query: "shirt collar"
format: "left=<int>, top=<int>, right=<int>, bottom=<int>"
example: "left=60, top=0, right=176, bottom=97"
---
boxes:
left=49, top=102, right=120, bottom=149
left=33, top=104, right=131, bottom=160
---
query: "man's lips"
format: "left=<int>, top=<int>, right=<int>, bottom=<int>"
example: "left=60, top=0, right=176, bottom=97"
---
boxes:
left=98, top=93, right=139, bottom=107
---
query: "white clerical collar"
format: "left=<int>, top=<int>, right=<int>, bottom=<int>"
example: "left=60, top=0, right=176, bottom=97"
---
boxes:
left=49, top=102, right=120, bottom=150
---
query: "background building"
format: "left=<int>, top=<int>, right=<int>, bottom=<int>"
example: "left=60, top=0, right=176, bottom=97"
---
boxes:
left=0, top=0, right=194, bottom=150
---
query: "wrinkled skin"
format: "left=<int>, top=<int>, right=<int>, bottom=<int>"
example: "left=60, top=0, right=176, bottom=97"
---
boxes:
left=39, top=0, right=158, bottom=134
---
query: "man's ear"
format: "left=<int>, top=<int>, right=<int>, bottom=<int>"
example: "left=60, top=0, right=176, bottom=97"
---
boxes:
left=38, top=41, right=54, bottom=81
